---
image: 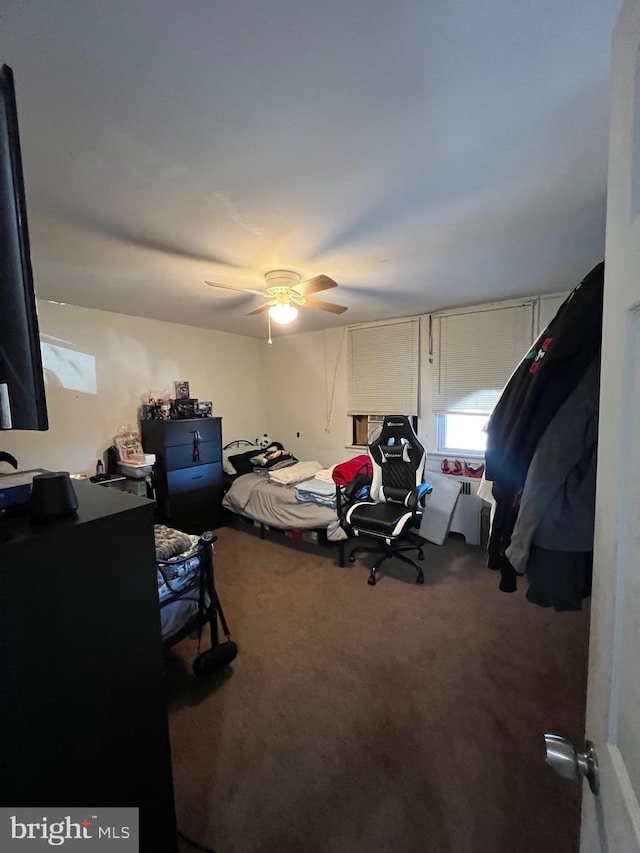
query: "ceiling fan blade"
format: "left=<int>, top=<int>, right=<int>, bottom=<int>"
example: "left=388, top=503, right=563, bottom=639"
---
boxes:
left=205, top=280, right=266, bottom=297
left=246, top=303, right=271, bottom=316
left=303, top=298, right=348, bottom=314
left=293, top=274, right=338, bottom=297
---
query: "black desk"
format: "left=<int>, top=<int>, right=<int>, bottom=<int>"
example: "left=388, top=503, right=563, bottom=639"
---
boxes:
left=0, top=480, right=177, bottom=852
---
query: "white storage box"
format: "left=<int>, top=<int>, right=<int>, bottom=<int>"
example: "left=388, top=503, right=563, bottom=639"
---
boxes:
left=117, top=461, right=153, bottom=479
left=129, top=453, right=155, bottom=465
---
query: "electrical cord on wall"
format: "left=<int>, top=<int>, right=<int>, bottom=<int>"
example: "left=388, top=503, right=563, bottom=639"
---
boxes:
left=324, top=326, right=346, bottom=433
left=177, top=828, right=218, bottom=852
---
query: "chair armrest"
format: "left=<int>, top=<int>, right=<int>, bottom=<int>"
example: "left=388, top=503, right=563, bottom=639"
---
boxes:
left=336, top=478, right=372, bottom=538
left=417, top=482, right=433, bottom=507
left=403, top=483, right=432, bottom=510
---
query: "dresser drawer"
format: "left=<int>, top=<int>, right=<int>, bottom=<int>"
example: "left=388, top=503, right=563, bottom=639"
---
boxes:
left=165, top=439, right=221, bottom=471
left=161, top=419, right=220, bottom=447
left=141, top=418, right=221, bottom=453
left=167, top=462, right=221, bottom=496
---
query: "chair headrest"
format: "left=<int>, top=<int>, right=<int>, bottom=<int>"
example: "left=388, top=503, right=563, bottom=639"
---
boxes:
left=372, top=416, right=423, bottom=456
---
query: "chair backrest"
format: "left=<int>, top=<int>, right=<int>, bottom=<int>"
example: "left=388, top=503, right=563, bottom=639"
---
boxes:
left=368, top=416, right=426, bottom=503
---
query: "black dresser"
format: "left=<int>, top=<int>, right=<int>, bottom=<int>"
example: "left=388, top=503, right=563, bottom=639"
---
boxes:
left=141, top=416, right=223, bottom=535
left=0, top=480, right=177, bottom=852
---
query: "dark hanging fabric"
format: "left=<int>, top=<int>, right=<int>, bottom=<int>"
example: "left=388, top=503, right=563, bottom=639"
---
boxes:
left=484, top=261, right=604, bottom=594
left=524, top=547, right=593, bottom=611
left=506, top=355, right=600, bottom=610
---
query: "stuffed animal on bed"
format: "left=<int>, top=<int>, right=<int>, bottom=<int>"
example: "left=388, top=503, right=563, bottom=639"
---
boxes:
left=250, top=447, right=292, bottom=467
left=255, top=433, right=272, bottom=449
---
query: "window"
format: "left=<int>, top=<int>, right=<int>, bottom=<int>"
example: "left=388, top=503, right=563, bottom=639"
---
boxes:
left=436, top=413, right=488, bottom=455
left=352, top=414, right=418, bottom=447
left=431, top=301, right=535, bottom=454
left=348, top=319, right=420, bottom=416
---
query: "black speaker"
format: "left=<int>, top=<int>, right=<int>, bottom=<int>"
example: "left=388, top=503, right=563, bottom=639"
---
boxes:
left=192, top=641, right=238, bottom=677
left=30, top=471, right=78, bottom=521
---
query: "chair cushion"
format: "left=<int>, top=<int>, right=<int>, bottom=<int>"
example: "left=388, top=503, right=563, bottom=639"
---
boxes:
left=347, top=500, right=420, bottom=538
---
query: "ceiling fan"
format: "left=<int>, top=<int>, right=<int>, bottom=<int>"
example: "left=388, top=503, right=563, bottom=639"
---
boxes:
left=205, top=269, right=348, bottom=325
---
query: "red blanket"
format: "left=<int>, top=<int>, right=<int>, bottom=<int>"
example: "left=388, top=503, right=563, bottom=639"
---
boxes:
left=332, top=454, right=372, bottom=485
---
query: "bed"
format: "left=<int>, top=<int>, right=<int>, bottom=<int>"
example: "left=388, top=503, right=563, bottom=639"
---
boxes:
left=221, top=439, right=373, bottom=554
left=223, top=471, right=339, bottom=532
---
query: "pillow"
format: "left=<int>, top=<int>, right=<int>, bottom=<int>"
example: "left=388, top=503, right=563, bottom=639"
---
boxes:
left=223, top=440, right=259, bottom=475
left=227, top=448, right=261, bottom=476
left=154, top=525, right=197, bottom=561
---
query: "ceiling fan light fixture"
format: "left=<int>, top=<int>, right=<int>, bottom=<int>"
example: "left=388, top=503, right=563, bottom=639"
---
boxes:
left=206, top=269, right=346, bottom=323
left=269, top=302, right=298, bottom=325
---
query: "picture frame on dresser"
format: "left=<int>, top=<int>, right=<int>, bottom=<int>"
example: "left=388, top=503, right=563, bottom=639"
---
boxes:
left=174, top=380, right=190, bottom=400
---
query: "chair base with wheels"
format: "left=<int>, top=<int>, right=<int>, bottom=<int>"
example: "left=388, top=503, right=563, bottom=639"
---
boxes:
left=349, top=530, right=426, bottom=585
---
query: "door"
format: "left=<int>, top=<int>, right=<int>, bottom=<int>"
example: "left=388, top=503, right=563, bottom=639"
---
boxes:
left=580, top=1, right=640, bottom=848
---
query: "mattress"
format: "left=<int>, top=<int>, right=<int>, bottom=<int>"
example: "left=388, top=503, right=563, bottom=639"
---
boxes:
left=222, top=472, right=338, bottom=530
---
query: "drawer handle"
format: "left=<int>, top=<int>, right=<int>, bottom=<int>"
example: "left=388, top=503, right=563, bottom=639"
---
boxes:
left=191, top=430, right=201, bottom=462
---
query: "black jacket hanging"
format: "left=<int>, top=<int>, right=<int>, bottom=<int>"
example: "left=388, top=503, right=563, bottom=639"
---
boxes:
left=484, top=261, right=604, bottom=592
left=505, top=354, right=600, bottom=610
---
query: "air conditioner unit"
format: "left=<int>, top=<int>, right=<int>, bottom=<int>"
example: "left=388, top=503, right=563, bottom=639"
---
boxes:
left=367, top=415, right=384, bottom=443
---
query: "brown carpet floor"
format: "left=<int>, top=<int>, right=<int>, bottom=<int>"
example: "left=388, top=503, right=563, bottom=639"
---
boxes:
left=166, top=524, right=589, bottom=853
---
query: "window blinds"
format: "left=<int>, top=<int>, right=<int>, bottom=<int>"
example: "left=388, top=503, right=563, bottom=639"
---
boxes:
left=431, top=303, right=534, bottom=414
left=348, top=319, right=420, bottom=415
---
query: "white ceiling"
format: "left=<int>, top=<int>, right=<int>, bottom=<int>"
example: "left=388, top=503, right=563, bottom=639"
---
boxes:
left=2, top=0, right=619, bottom=339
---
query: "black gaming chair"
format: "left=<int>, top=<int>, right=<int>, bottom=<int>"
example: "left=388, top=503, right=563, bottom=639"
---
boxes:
left=344, top=415, right=432, bottom=585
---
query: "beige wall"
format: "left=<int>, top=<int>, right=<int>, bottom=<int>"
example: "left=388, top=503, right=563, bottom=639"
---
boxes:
left=1, top=301, right=268, bottom=475
left=2, top=291, right=571, bottom=477
left=263, top=327, right=359, bottom=468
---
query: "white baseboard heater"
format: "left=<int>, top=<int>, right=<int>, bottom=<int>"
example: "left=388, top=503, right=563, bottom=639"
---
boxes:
left=449, top=478, right=486, bottom=547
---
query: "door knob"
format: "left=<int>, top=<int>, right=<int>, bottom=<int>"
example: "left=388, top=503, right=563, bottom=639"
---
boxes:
left=544, top=733, right=600, bottom=795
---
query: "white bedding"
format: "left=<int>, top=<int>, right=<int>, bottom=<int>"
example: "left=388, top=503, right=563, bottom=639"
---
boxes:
left=268, top=460, right=322, bottom=485
left=295, top=477, right=337, bottom=507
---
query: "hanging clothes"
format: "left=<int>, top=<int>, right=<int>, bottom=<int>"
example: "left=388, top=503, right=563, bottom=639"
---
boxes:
left=524, top=548, right=593, bottom=611
left=484, top=261, right=604, bottom=598
left=505, top=355, right=600, bottom=610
